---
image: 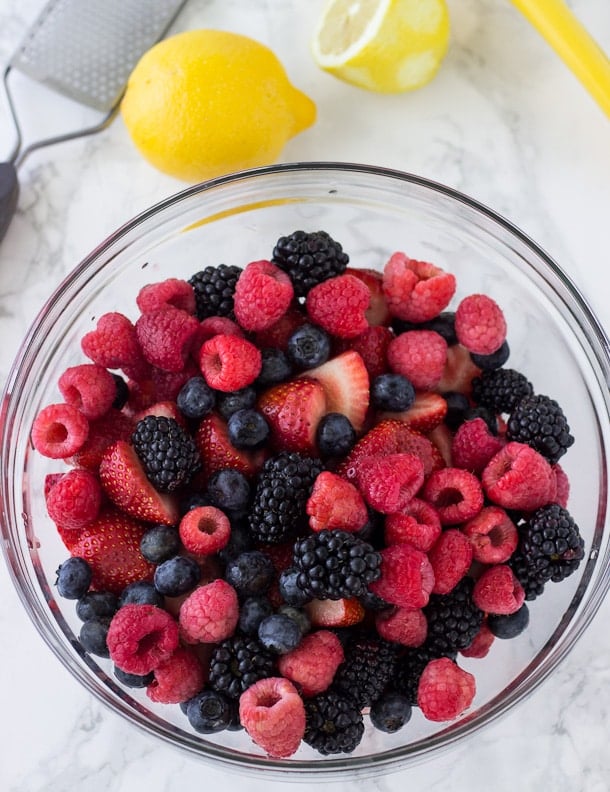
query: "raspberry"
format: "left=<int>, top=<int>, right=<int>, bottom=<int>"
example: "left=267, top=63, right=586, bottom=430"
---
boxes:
left=31, top=403, right=89, bottom=459
left=451, top=417, right=505, bottom=474
left=454, top=294, right=507, bottom=355
left=387, top=330, right=448, bottom=390
left=356, top=453, right=425, bottom=514
left=339, top=324, right=393, bottom=379
left=278, top=630, right=345, bottom=697
left=233, top=259, right=294, bottom=332
left=369, top=543, right=435, bottom=609
left=552, top=464, right=570, bottom=508
left=306, top=471, right=368, bottom=533
left=375, top=606, right=427, bottom=647
left=461, top=506, right=519, bottom=564
left=106, top=603, right=179, bottom=675
left=472, top=564, right=525, bottom=615
left=198, top=334, right=262, bottom=392
left=195, top=316, right=244, bottom=347
left=239, top=676, right=306, bottom=758
left=384, top=498, right=442, bottom=552
left=482, top=442, right=554, bottom=511
left=81, top=312, right=149, bottom=379
left=417, top=657, right=476, bottom=721
left=136, top=305, right=200, bottom=372
left=179, top=579, right=239, bottom=644
left=58, top=364, right=117, bottom=420
left=45, top=468, right=102, bottom=530
left=382, top=253, right=456, bottom=323
left=68, top=409, right=134, bottom=470
left=146, top=646, right=205, bottom=704
left=253, top=305, right=307, bottom=351
left=427, top=529, right=473, bottom=595
left=178, top=506, right=231, bottom=556
left=460, top=621, right=495, bottom=659
left=136, top=278, right=196, bottom=315
left=422, top=468, right=484, bottom=525
left=305, top=273, right=370, bottom=339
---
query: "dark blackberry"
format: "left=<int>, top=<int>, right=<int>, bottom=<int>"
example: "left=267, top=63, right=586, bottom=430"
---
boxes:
left=188, top=264, right=241, bottom=320
left=272, top=230, right=349, bottom=297
left=303, top=690, right=364, bottom=755
left=394, top=646, right=435, bottom=706
left=207, top=635, right=275, bottom=700
left=333, top=633, right=399, bottom=709
left=292, top=529, right=381, bottom=600
left=132, top=415, right=200, bottom=492
left=248, top=452, right=322, bottom=544
left=506, top=393, right=574, bottom=463
left=509, top=549, right=548, bottom=600
left=423, top=577, right=484, bottom=658
left=471, top=367, right=534, bottom=414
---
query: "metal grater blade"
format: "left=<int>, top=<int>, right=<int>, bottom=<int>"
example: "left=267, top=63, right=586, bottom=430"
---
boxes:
left=9, top=0, right=188, bottom=113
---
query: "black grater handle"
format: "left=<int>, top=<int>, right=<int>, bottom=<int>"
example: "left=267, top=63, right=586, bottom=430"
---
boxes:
left=0, top=162, right=19, bottom=243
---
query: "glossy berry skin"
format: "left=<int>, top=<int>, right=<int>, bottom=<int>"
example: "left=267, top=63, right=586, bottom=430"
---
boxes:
left=256, top=348, right=293, bottom=388
left=79, top=618, right=111, bottom=657
left=225, top=551, right=275, bottom=597
left=443, top=391, right=471, bottom=431
left=55, top=557, right=92, bottom=599
left=286, top=323, right=331, bottom=370
left=227, top=408, right=270, bottom=449
left=207, top=468, right=251, bottom=513
left=238, top=596, right=274, bottom=636
left=278, top=567, right=312, bottom=607
left=316, top=413, right=357, bottom=457
left=216, top=387, right=257, bottom=420
left=371, top=373, right=416, bottom=412
left=258, top=613, right=303, bottom=654
left=114, top=666, right=154, bottom=688
left=153, top=556, right=201, bottom=597
left=75, top=591, right=119, bottom=622
left=370, top=692, right=412, bottom=733
left=140, top=524, right=181, bottom=564
left=119, top=580, right=165, bottom=608
left=488, top=604, right=530, bottom=639
left=177, top=376, right=216, bottom=419
left=471, top=340, right=510, bottom=370
left=186, top=690, right=234, bottom=733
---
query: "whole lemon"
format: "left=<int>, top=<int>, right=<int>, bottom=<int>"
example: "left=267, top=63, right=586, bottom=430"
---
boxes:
left=121, top=29, right=316, bottom=182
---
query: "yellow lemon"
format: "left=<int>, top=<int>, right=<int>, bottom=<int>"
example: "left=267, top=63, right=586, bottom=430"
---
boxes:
left=312, top=0, right=450, bottom=93
left=121, top=29, right=316, bottom=182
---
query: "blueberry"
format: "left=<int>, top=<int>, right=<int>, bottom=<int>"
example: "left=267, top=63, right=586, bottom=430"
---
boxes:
left=443, top=391, right=470, bottom=431
left=76, top=591, right=119, bottom=622
left=55, top=557, right=92, bottom=599
left=114, top=666, right=154, bottom=688
left=277, top=605, right=310, bottom=636
left=371, top=373, right=416, bottom=412
left=370, top=692, right=412, bottom=732
left=217, top=520, right=254, bottom=563
left=177, top=376, right=216, bottom=419
left=316, top=412, right=357, bottom=457
left=140, top=524, right=181, bottom=564
left=207, top=468, right=251, bottom=513
left=258, top=613, right=302, bottom=654
left=119, top=580, right=165, bottom=608
left=278, top=567, right=311, bottom=606
left=217, top=386, right=257, bottom=421
left=112, top=374, right=129, bottom=410
left=488, top=604, right=530, bottom=639
left=287, top=323, right=331, bottom=369
left=471, top=340, right=510, bottom=371
left=186, top=690, right=233, bottom=733
left=392, top=312, right=457, bottom=345
left=79, top=618, right=111, bottom=657
left=225, top=551, right=275, bottom=597
left=227, top=409, right=270, bottom=449
left=238, top=596, right=274, bottom=636
left=154, top=556, right=201, bottom=597
left=256, top=347, right=293, bottom=388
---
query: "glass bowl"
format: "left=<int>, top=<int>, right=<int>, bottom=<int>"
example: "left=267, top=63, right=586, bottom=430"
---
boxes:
left=1, top=163, right=609, bottom=779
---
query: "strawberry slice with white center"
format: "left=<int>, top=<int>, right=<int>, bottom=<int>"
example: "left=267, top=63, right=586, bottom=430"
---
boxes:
left=258, top=377, right=327, bottom=454
left=302, top=350, right=370, bottom=433
left=195, top=413, right=267, bottom=484
left=346, top=267, right=391, bottom=326
left=305, top=597, right=365, bottom=628
left=379, top=391, right=448, bottom=433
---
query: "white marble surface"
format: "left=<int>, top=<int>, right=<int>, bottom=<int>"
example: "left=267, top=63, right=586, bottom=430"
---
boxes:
left=1, top=1, right=609, bottom=790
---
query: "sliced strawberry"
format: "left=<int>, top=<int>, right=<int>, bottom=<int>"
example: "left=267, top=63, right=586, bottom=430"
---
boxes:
left=258, top=377, right=327, bottom=454
left=305, top=597, right=365, bottom=628
left=336, top=325, right=394, bottom=380
left=437, top=344, right=481, bottom=395
left=345, top=267, right=391, bottom=326
left=379, top=392, right=448, bottom=433
left=133, top=400, right=187, bottom=427
left=67, top=409, right=135, bottom=471
left=195, top=413, right=267, bottom=484
left=427, top=423, right=453, bottom=467
left=302, top=350, right=370, bottom=433
left=99, top=440, right=179, bottom=524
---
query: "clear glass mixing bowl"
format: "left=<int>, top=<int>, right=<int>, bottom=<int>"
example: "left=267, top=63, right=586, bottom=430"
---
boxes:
left=1, top=163, right=609, bottom=779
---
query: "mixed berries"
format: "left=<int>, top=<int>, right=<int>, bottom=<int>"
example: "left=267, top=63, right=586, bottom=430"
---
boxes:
left=34, top=229, right=585, bottom=759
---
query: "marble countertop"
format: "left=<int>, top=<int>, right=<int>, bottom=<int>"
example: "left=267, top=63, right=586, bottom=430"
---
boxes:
left=1, top=1, right=609, bottom=790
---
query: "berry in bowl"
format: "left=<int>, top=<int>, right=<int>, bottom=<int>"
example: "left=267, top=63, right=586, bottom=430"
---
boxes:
left=1, top=163, right=609, bottom=777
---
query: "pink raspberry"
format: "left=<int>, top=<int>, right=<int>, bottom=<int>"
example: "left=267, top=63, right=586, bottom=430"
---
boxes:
left=472, top=564, right=525, bottom=615
left=461, top=506, right=519, bottom=564
left=146, top=646, right=205, bottom=704
left=455, top=294, right=507, bottom=355
left=31, top=403, right=89, bottom=459
left=45, top=468, right=102, bottom=530
left=136, top=278, right=196, bottom=315
left=107, top=603, right=179, bottom=675
left=428, top=529, right=473, bottom=595
left=178, top=506, right=231, bottom=556
left=278, top=630, right=344, bottom=697
left=482, top=442, right=554, bottom=511
left=356, top=453, right=425, bottom=514
left=387, top=330, right=448, bottom=390
left=451, top=417, right=505, bottom=474
left=136, top=305, right=200, bottom=372
left=306, top=471, right=368, bottom=533
left=81, top=312, right=148, bottom=379
left=369, top=543, right=435, bottom=609
left=417, top=657, right=476, bottom=722
left=382, top=253, right=456, bottom=323
left=179, top=579, right=239, bottom=644
left=239, top=677, right=306, bottom=758
left=305, top=273, right=370, bottom=339
left=58, top=364, right=117, bottom=421
left=337, top=324, right=393, bottom=380
left=460, top=621, right=495, bottom=659
left=195, top=315, right=244, bottom=346
left=384, top=498, right=442, bottom=552
left=198, top=333, right=262, bottom=392
left=375, top=606, right=427, bottom=647
left=149, top=362, right=200, bottom=403
left=422, top=468, right=484, bottom=525
left=253, top=305, right=307, bottom=351
left=68, top=409, right=134, bottom=470
left=233, top=260, right=294, bottom=332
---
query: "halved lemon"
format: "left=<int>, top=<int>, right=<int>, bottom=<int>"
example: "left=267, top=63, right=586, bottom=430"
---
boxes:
left=311, top=0, right=450, bottom=93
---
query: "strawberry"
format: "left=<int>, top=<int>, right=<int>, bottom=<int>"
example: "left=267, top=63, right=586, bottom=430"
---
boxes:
left=379, top=391, right=448, bottom=433
left=437, top=344, right=481, bottom=395
left=133, top=399, right=187, bottom=427
left=302, top=350, right=370, bottom=432
left=99, top=440, right=179, bottom=525
left=336, top=325, right=393, bottom=380
left=67, top=409, right=135, bottom=471
left=304, top=597, right=365, bottom=628
left=427, top=423, right=453, bottom=467
left=345, top=267, right=391, bottom=326
left=195, top=413, right=267, bottom=484
left=258, top=377, right=327, bottom=454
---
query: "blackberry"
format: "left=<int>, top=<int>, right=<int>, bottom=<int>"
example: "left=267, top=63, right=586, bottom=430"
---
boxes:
left=509, top=549, right=548, bottom=600
left=303, top=690, right=364, bottom=755
left=506, top=393, right=574, bottom=463
left=423, top=577, right=484, bottom=658
left=471, top=368, right=534, bottom=414
left=188, top=264, right=241, bottom=319
left=272, top=230, right=349, bottom=297
left=292, top=529, right=381, bottom=600
left=207, top=635, right=275, bottom=700
left=248, top=452, right=322, bottom=544
left=394, top=646, right=435, bottom=706
left=132, top=416, right=200, bottom=492
left=333, top=633, right=399, bottom=709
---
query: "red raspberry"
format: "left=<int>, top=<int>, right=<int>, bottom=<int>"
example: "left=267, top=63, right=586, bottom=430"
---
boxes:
left=31, top=403, right=89, bottom=459
left=422, top=467, right=484, bottom=525
left=67, top=409, right=134, bottom=470
left=198, top=334, right=262, bottom=392
left=472, top=564, right=525, bottom=615
left=482, top=442, right=554, bottom=511
left=455, top=294, right=507, bottom=355
left=195, top=315, right=244, bottom=346
left=58, top=364, right=117, bottom=421
left=81, top=312, right=149, bottom=379
left=461, top=506, right=519, bottom=564
left=337, top=324, right=393, bottom=380
left=451, top=417, right=505, bottom=474
left=146, top=646, right=205, bottom=704
left=239, top=677, right=306, bottom=758
left=45, top=468, right=102, bottom=530
left=369, top=543, right=435, bottom=609
left=253, top=304, right=307, bottom=351
left=428, top=529, right=473, bottom=594
left=305, top=273, right=370, bottom=339
left=552, top=463, right=570, bottom=508
left=387, top=330, right=448, bottom=390
left=382, top=253, right=456, bottom=322
left=178, top=506, right=231, bottom=556
left=375, top=606, right=427, bottom=647
left=179, top=579, right=239, bottom=644
left=136, top=305, right=200, bottom=372
left=384, top=498, right=442, bottom=552
left=149, top=363, right=200, bottom=404
left=460, top=621, right=495, bottom=659
left=233, top=260, right=294, bottom=332
left=356, top=453, right=425, bottom=514
left=136, top=278, right=196, bottom=315
left=107, top=603, right=179, bottom=675
left=417, top=657, right=476, bottom=722
left=345, top=267, right=391, bottom=326
left=306, top=471, right=368, bottom=533
left=44, top=473, right=64, bottom=499
left=278, top=630, right=344, bottom=697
